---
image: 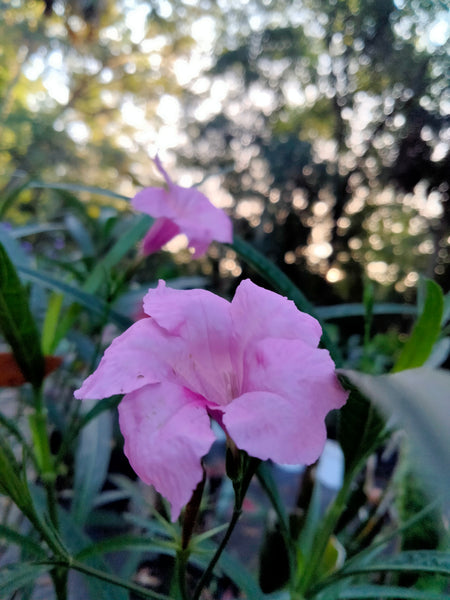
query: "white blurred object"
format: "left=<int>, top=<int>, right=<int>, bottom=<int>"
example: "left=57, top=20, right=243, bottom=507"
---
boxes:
left=316, top=439, right=344, bottom=490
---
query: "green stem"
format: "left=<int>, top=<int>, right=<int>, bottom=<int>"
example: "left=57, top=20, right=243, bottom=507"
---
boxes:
left=192, top=507, right=242, bottom=600
left=193, top=454, right=259, bottom=600
left=29, top=385, right=65, bottom=598
left=52, top=567, right=68, bottom=600
left=171, top=549, right=190, bottom=600
left=29, top=386, right=58, bottom=529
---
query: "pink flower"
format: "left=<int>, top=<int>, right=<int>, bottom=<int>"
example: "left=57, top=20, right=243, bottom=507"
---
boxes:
left=75, top=280, right=347, bottom=521
left=132, top=156, right=233, bottom=257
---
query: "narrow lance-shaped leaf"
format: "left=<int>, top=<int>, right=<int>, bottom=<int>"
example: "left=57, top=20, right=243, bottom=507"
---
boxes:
left=337, top=382, right=386, bottom=474
left=82, top=214, right=152, bottom=294
left=0, top=241, right=45, bottom=388
left=339, top=367, right=450, bottom=499
left=339, top=549, right=450, bottom=578
left=392, top=279, right=444, bottom=372
left=0, top=524, right=44, bottom=557
left=41, top=291, right=64, bottom=355
left=320, top=583, right=450, bottom=600
left=0, top=563, right=52, bottom=597
left=71, top=401, right=113, bottom=525
left=17, top=264, right=132, bottom=330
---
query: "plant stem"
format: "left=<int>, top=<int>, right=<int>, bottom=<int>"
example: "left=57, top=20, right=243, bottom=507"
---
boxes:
left=192, top=506, right=242, bottom=600
left=30, top=385, right=66, bottom=599
left=171, top=549, right=190, bottom=600
left=192, top=453, right=260, bottom=600
left=29, top=386, right=58, bottom=528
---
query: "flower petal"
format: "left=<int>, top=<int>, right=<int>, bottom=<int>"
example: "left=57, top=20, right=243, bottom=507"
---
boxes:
left=231, top=279, right=322, bottom=348
left=74, top=318, right=183, bottom=400
left=141, top=217, right=181, bottom=255
left=223, top=390, right=323, bottom=464
left=223, top=337, right=347, bottom=464
left=142, top=281, right=236, bottom=406
left=132, top=157, right=232, bottom=257
left=132, top=187, right=176, bottom=219
left=118, top=382, right=215, bottom=521
left=173, top=187, right=233, bottom=256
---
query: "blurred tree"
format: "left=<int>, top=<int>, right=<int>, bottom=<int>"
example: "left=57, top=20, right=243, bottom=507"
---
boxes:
left=1, top=0, right=448, bottom=302
left=178, top=0, right=449, bottom=300
left=0, top=0, right=202, bottom=218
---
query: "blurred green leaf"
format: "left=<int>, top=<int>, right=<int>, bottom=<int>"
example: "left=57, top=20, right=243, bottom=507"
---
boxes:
left=338, top=383, right=386, bottom=474
left=11, top=223, right=65, bottom=237
left=318, top=584, right=450, bottom=599
left=256, top=462, right=290, bottom=533
left=0, top=224, right=31, bottom=267
left=315, top=303, right=417, bottom=320
left=64, top=213, right=95, bottom=256
left=75, top=534, right=176, bottom=561
left=393, top=279, right=444, bottom=372
left=17, top=264, right=132, bottom=330
left=83, top=214, right=152, bottom=294
left=30, top=484, right=128, bottom=600
left=339, top=368, right=450, bottom=498
left=0, top=179, right=31, bottom=220
left=71, top=401, right=113, bottom=525
left=0, top=441, right=64, bottom=556
left=41, top=291, right=64, bottom=354
left=0, top=241, right=45, bottom=388
left=57, top=395, right=121, bottom=464
left=0, top=411, right=34, bottom=457
left=339, top=550, right=450, bottom=578
left=217, top=549, right=266, bottom=600
left=0, top=562, right=51, bottom=596
left=0, top=524, right=43, bottom=557
left=29, top=180, right=130, bottom=202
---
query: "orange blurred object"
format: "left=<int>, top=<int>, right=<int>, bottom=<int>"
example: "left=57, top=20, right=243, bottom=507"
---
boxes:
left=0, top=353, right=63, bottom=387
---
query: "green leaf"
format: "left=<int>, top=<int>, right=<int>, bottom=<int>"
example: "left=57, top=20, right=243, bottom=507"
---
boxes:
left=256, top=463, right=289, bottom=533
left=57, top=395, right=121, bottom=464
left=340, top=550, right=450, bottom=578
left=217, top=549, right=267, bottom=600
left=0, top=223, right=31, bottom=267
left=0, top=241, right=45, bottom=388
left=0, top=562, right=51, bottom=596
left=0, top=430, right=31, bottom=510
left=41, top=291, right=64, bottom=354
left=0, top=411, right=34, bottom=457
left=11, top=223, right=65, bottom=237
left=230, top=235, right=342, bottom=365
left=315, top=303, right=417, bottom=320
left=29, top=180, right=131, bottom=201
left=393, top=279, right=444, bottom=372
left=75, top=534, right=176, bottom=561
left=0, top=524, right=44, bottom=557
left=339, top=368, right=450, bottom=498
left=64, top=213, right=95, bottom=256
left=71, top=402, right=113, bottom=525
left=337, top=382, right=386, bottom=473
left=17, top=264, right=132, bottom=330
left=0, top=179, right=31, bottom=220
left=83, top=214, right=152, bottom=294
left=320, top=584, right=450, bottom=599
left=29, top=485, right=127, bottom=600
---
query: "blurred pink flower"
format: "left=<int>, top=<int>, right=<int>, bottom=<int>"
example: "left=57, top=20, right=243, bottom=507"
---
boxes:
left=75, top=280, right=347, bottom=520
left=132, top=156, right=233, bottom=257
